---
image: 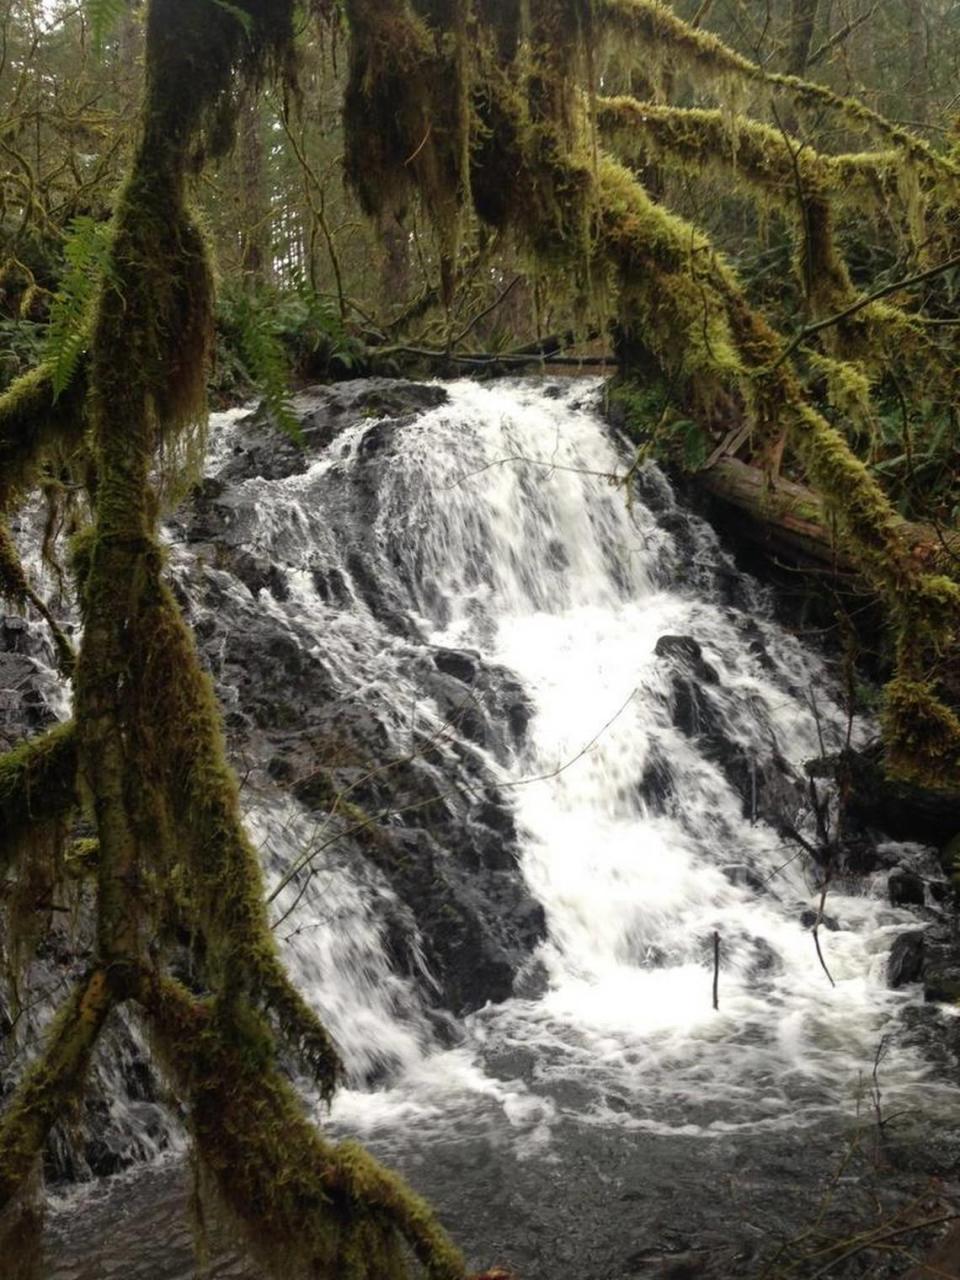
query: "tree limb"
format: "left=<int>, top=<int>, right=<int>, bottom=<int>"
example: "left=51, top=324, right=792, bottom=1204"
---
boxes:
left=0, top=970, right=113, bottom=1211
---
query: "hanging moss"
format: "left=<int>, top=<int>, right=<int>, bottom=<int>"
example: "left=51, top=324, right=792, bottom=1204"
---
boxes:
left=595, top=155, right=742, bottom=403
left=595, top=96, right=934, bottom=362
left=805, top=351, right=876, bottom=434
left=0, top=723, right=78, bottom=875
left=0, top=360, right=88, bottom=512
left=0, top=723, right=79, bottom=994
left=343, top=0, right=470, bottom=305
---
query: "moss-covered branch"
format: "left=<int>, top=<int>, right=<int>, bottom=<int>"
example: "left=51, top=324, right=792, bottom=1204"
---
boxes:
left=597, top=0, right=960, bottom=178
left=596, top=95, right=943, bottom=356
left=145, top=974, right=465, bottom=1280
left=0, top=970, right=112, bottom=1211
left=596, top=96, right=899, bottom=208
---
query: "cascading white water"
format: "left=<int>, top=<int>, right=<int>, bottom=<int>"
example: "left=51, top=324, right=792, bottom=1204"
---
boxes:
left=193, top=378, right=954, bottom=1151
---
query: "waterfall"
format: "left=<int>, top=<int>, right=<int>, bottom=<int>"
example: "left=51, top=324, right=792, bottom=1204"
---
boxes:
left=10, top=376, right=955, bottom=1248
left=186, top=378, right=952, bottom=1151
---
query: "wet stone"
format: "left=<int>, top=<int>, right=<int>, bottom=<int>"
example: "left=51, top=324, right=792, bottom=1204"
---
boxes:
left=721, top=863, right=766, bottom=893
left=888, top=931, right=925, bottom=988
left=800, top=909, right=840, bottom=931
left=889, top=868, right=925, bottom=908
left=654, top=634, right=720, bottom=685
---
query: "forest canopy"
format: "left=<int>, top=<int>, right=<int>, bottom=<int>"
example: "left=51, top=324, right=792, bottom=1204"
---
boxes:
left=0, top=0, right=959, bottom=1276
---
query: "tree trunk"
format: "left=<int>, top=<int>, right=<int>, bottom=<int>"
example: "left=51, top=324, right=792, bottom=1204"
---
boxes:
left=697, top=456, right=959, bottom=576
left=787, top=0, right=820, bottom=76
left=239, top=90, right=270, bottom=285
left=906, top=0, right=928, bottom=126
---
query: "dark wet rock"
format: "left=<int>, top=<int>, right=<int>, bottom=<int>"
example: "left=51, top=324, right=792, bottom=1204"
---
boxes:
left=810, top=744, right=960, bottom=852
left=0, top=652, right=59, bottom=748
left=800, top=909, right=840, bottom=931
left=748, top=936, right=781, bottom=976
left=247, top=671, right=544, bottom=1014
left=636, top=753, right=675, bottom=811
left=889, top=868, right=925, bottom=908
left=503, top=682, right=532, bottom=743
left=888, top=931, right=925, bottom=988
left=348, top=823, right=545, bottom=1014
left=432, top=646, right=480, bottom=684
left=739, top=617, right=777, bottom=675
left=227, top=550, right=290, bottom=602
left=512, top=956, right=550, bottom=1001
left=923, top=935, right=960, bottom=1004
left=899, top=1001, right=960, bottom=1076
left=654, top=634, right=719, bottom=686
left=837, top=834, right=889, bottom=875
left=214, top=380, right=448, bottom=484
left=216, top=615, right=338, bottom=731
left=420, top=669, right=490, bottom=746
left=654, top=634, right=806, bottom=827
left=266, top=753, right=296, bottom=782
left=1, top=614, right=31, bottom=653
left=310, top=564, right=351, bottom=606
left=423, top=1007, right=465, bottom=1049
left=344, top=548, right=419, bottom=638
left=929, top=876, right=955, bottom=906
left=721, top=863, right=766, bottom=893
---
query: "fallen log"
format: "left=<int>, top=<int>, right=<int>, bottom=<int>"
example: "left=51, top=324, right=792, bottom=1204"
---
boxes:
left=696, top=456, right=960, bottom=577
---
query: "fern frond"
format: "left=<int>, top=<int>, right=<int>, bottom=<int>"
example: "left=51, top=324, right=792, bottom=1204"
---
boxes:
left=230, top=291, right=302, bottom=442
left=45, top=218, right=115, bottom=401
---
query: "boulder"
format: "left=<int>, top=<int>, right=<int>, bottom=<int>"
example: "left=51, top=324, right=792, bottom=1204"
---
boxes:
left=888, top=868, right=925, bottom=908
left=888, top=932, right=925, bottom=988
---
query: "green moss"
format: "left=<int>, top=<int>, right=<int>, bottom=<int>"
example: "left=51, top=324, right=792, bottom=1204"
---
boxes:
left=806, top=352, right=875, bottom=425
left=598, top=0, right=960, bottom=179
left=340, top=0, right=958, bottom=787
left=0, top=971, right=113, bottom=1207
left=882, top=679, right=960, bottom=789
left=0, top=360, right=88, bottom=512
left=147, top=975, right=465, bottom=1280
left=0, top=723, right=78, bottom=875
left=0, top=723, right=80, bottom=986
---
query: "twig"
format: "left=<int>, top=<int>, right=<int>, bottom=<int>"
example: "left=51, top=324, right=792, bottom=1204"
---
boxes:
left=812, top=875, right=836, bottom=988
left=772, top=252, right=960, bottom=370
left=451, top=276, right=521, bottom=347
left=807, top=1214, right=960, bottom=1278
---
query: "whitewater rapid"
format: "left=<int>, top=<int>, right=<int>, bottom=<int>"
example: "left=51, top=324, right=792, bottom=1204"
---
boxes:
left=190, top=378, right=954, bottom=1153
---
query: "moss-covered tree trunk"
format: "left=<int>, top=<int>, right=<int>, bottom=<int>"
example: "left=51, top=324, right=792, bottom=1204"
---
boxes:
left=0, top=3, right=477, bottom=1275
